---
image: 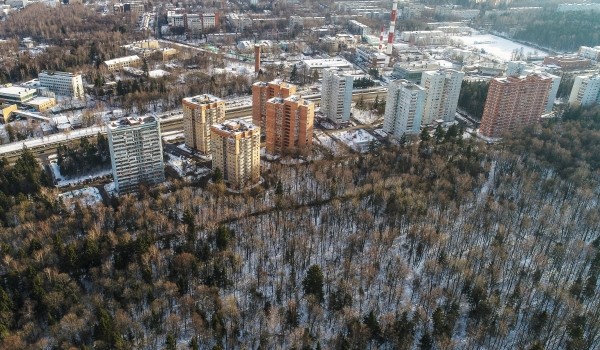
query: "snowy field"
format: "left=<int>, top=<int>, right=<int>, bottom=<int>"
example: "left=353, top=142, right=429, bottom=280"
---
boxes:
left=450, top=33, right=548, bottom=61
left=314, top=131, right=343, bottom=155
left=331, top=129, right=377, bottom=153
left=49, top=161, right=112, bottom=188
left=59, top=186, right=103, bottom=207
left=352, top=109, right=382, bottom=125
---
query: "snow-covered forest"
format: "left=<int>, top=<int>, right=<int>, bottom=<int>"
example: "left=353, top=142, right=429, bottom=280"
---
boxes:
left=1, top=114, right=600, bottom=349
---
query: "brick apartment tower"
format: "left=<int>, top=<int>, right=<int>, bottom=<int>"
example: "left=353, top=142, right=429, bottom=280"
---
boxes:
left=211, top=120, right=261, bottom=189
left=479, top=74, right=552, bottom=138
left=252, top=79, right=297, bottom=130
left=182, top=94, right=225, bottom=153
left=265, top=95, right=315, bottom=155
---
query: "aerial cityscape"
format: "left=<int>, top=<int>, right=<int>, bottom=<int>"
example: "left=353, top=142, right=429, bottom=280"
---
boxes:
left=0, top=0, right=599, bottom=348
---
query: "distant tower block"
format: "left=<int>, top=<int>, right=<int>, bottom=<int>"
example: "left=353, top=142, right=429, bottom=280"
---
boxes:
left=254, top=45, right=261, bottom=73
left=386, top=0, right=399, bottom=55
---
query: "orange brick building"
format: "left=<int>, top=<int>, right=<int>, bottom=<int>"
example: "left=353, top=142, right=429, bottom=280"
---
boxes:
left=252, top=79, right=296, bottom=130
left=265, top=95, right=314, bottom=155
left=479, top=74, right=552, bottom=138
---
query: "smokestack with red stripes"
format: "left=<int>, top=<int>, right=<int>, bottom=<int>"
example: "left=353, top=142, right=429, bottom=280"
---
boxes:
left=386, top=0, right=398, bottom=55
left=379, top=25, right=385, bottom=52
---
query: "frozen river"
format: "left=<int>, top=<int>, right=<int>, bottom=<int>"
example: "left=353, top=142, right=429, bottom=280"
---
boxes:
left=450, top=33, right=549, bottom=61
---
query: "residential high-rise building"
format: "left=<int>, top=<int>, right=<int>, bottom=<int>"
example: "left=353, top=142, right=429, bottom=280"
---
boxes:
left=108, top=116, right=165, bottom=194
left=211, top=120, right=261, bottom=189
left=320, top=68, right=353, bottom=125
left=182, top=94, right=225, bottom=153
left=265, top=95, right=314, bottom=154
left=38, top=71, right=84, bottom=99
left=383, top=79, right=426, bottom=139
left=420, top=69, right=464, bottom=124
left=568, top=74, right=600, bottom=107
left=479, top=74, right=552, bottom=138
left=252, top=79, right=296, bottom=129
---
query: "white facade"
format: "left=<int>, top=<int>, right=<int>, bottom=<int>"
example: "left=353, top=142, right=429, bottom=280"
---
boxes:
left=569, top=75, right=600, bottom=107
left=108, top=116, right=165, bottom=194
left=421, top=69, right=464, bottom=124
left=383, top=79, right=426, bottom=139
left=38, top=71, right=84, bottom=99
left=321, top=68, right=353, bottom=125
left=540, top=72, right=561, bottom=113
left=578, top=46, right=600, bottom=61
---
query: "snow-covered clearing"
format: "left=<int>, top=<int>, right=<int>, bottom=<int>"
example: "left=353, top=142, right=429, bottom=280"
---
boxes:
left=59, top=186, right=103, bottom=207
left=352, top=109, right=381, bottom=125
left=49, top=161, right=112, bottom=188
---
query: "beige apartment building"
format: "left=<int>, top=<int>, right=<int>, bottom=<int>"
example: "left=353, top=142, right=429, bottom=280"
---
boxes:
left=182, top=94, right=225, bottom=153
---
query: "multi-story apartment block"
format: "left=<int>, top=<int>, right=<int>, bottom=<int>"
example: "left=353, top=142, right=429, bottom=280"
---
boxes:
left=108, top=116, right=165, bottom=194
left=383, top=79, right=426, bottom=139
left=38, top=71, right=84, bottom=99
left=320, top=68, right=353, bottom=125
left=420, top=69, right=464, bottom=124
left=568, top=74, right=600, bottom=107
left=182, top=94, right=225, bottom=154
left=479, top=74, right=552, bottom=138
left=578, top=46, right=600, bottom=61
left=252, top=79, right=296, bottom=130
left=265, top=95, right=314, bottom=155
left=211, top=120, right=261, bottom=189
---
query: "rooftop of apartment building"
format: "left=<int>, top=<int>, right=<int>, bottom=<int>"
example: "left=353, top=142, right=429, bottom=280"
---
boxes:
left=183, top=94, right=223, bottom=105
left=109, top=116, right=157, bottom=129
left=213, top=120, right=256, bottom=133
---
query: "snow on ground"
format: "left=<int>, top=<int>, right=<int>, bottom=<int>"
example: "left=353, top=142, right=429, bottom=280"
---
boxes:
left=59, top=186, right=103, bottom=207
left=331, top=129, right=377, bottom=153
left=162, top=131, right=184, bottom=142
left=314, top=131, right=344, bottom=155
left=374, top=128, right=387, bottom=138
left=320, top=121, right=336, bottom=130
left=49, top=161, right=112, bottom=188
left=352, top=109, right=382, bottom=125
left=450, top=33, right=548, bottom=61
left=177, top=143, right=194, bottom=154
left=166, top=153, right=187, bottom=177
left=148, top=69, right=169, bottom=78
left=261, top=148, right=280, bottom=161
left=104, top=182, right=116, bottom=196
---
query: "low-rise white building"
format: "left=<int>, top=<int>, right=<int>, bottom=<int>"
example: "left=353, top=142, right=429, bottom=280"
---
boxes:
left=578, top=46, right=600, bottom=61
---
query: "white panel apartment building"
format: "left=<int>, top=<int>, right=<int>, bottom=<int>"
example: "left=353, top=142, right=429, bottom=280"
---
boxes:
left=421, top=69, right=464, bottom=124
left=320, top=68, right=353, bottom=125
left=383, top=79, right=426, bottom=139
left=108, top=116, right=165, bottom=194
left=38, top=71, right=84, bottom=99
left=569, top=75, right=600, bottom=107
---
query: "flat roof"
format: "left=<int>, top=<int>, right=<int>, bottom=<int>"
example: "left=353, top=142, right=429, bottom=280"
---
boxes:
left=212, top=119, right=256, bottom=133
left=0, top=86, right=36, bottom=96
left=109, top=116, right=157, bottom=129
left=183, top=94, right=223, bottom=105
left=104, top=55, right=141, bottom=65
